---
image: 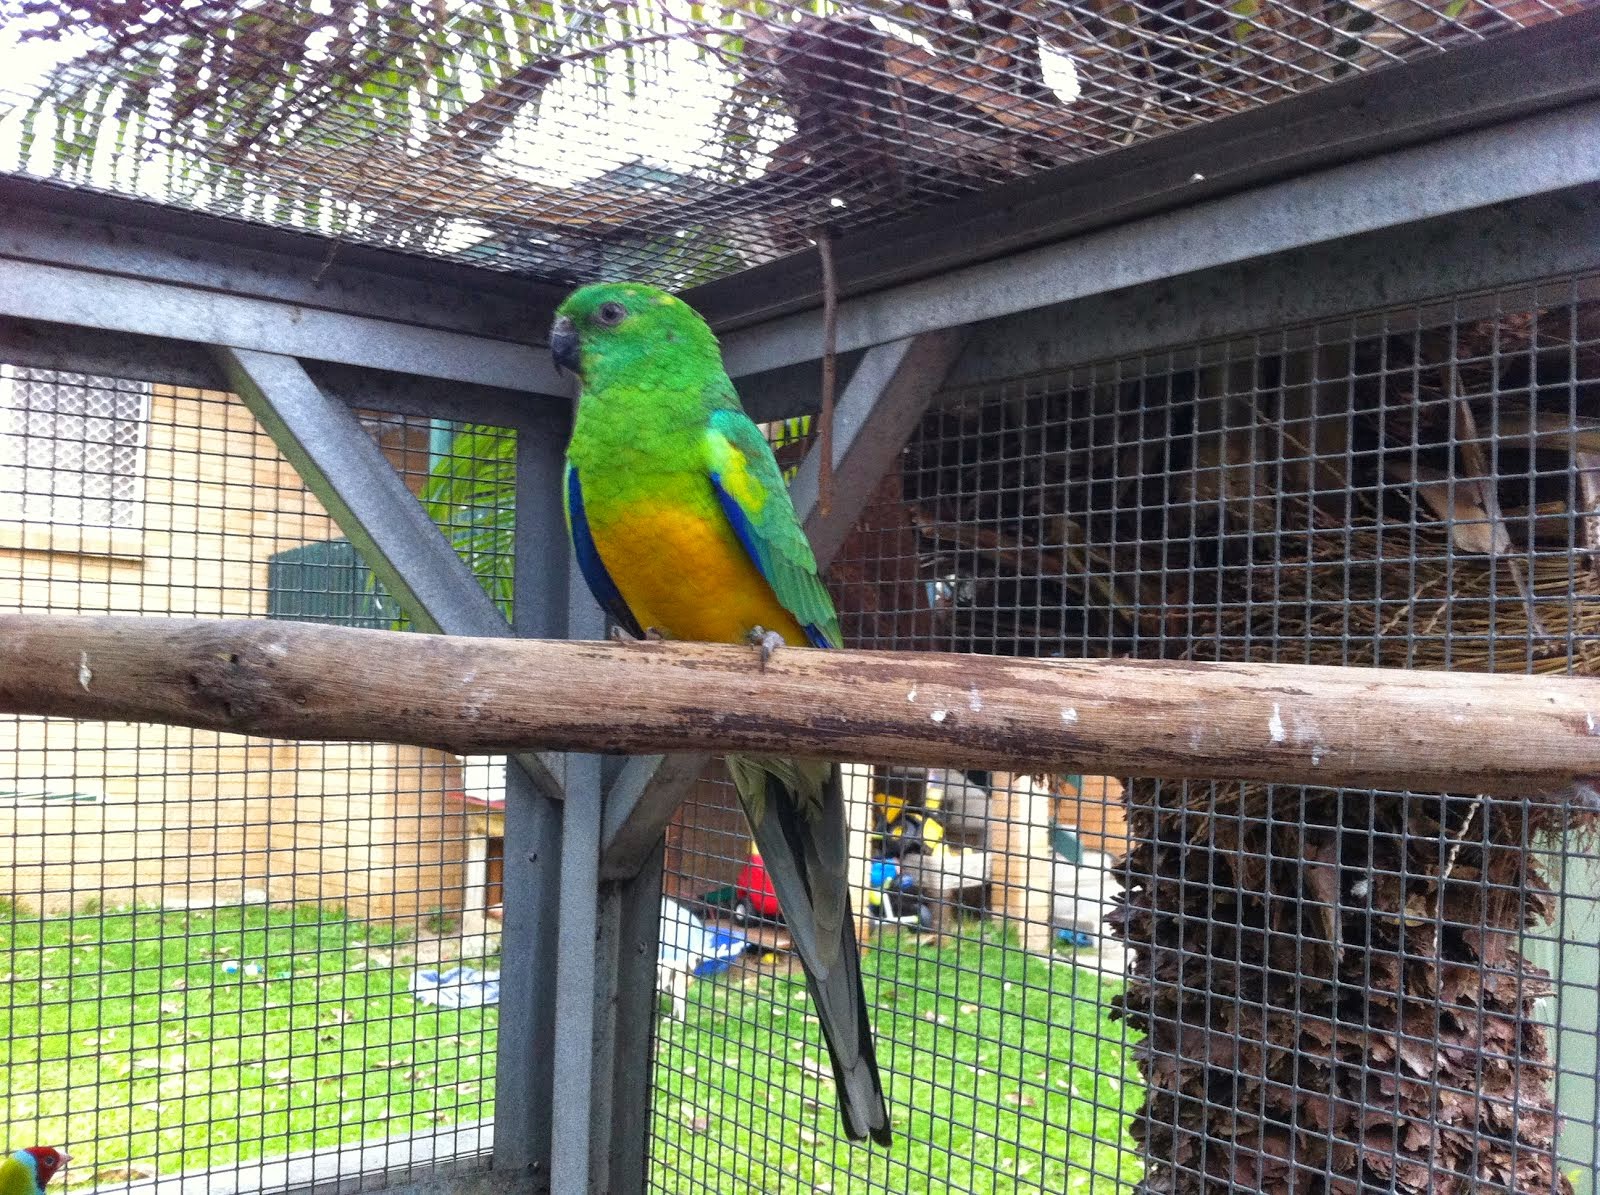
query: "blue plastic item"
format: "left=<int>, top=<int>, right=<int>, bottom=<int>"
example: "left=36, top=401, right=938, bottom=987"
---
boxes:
left=660, top=896, right=748, bottom=977
left=692, top=929, right=746, bottom=977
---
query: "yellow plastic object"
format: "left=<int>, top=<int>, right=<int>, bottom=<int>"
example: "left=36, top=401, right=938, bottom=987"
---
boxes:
left=873, top=788, right=908, bottom=826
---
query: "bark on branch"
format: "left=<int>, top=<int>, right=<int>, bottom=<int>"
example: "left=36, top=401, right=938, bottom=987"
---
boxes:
left=3, top=614, right=1599, bottom=797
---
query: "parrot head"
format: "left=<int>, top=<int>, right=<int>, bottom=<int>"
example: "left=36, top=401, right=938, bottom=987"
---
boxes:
left=550, top=282, right=722, bottom=391
left=13, top=1147, right=69, bottom=1190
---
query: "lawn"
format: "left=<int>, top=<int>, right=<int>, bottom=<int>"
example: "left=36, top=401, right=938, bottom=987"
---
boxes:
left=0, top=905, right=1142, bottom=1193
left=0, top=904, right=496, bottom=1183
left=651, top=928, right=1144, bottom=1194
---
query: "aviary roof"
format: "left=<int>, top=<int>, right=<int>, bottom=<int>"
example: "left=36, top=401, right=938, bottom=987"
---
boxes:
left=1, top=0, right=1587, bottom=289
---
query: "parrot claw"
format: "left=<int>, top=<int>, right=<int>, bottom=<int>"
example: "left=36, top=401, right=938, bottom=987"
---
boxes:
left=747, top=626, right=786, bottom=671
left=609, top=625, right=667, bottom=643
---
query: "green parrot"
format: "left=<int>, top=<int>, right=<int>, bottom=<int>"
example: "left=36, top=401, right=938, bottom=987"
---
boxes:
left=0, top=1148, right=67, bottom=1195
left=552, top=282, right=891, bottom=1145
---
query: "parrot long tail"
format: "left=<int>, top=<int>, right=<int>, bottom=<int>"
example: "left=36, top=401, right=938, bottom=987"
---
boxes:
left=735, top=761, right=891, bottom=1146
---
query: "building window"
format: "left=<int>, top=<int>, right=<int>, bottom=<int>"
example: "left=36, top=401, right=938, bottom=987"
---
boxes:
left=0, top=365, right=150, bottom=528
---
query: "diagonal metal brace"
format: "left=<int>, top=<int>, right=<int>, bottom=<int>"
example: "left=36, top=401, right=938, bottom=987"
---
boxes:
left=214, top=345, right=565, bottom=802
left=597, top=329, right=967, bottom=878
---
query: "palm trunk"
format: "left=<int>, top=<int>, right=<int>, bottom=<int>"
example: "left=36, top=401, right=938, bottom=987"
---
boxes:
left=1113, top=780, right=1573, bottom=1194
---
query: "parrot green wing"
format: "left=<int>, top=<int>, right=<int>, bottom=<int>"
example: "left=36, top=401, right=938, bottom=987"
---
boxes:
left=704, top=406, right=843, bottom=650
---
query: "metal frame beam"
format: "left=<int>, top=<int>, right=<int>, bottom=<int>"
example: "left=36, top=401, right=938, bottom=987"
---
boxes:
left=592, top=841, right=667, bottom=1194
left=7, top=257, right=564, bottom=396
left=0, top=317, right=552, bottom=427
left=789, top=330, right=968, bottom=565
left=548, top=561, right=609, bottom=1193
left=943, top=185, right=1600, bottom=389
left=214, top=346, right=564, bottom=802
left=716, top=101, right=1600, bottom=378
left=0, top=175, right=564, bottom=340
left=0, top=176, right=849, bottom=421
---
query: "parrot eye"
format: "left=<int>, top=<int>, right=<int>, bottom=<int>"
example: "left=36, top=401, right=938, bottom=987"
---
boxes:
left=595, top=301, right=627, bottom=326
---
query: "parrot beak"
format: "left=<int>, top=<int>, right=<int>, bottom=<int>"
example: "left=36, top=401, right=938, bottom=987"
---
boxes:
left=550, top=315, right=580, bottom=376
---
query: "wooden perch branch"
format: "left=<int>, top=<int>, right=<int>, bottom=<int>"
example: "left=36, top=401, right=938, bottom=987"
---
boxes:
left=3, top=614, right=1600, bottom=797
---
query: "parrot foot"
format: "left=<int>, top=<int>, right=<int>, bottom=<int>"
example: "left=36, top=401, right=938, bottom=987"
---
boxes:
left=608, top=625, right=667, bottom=643
left=746, top=626, right=786, bottom=671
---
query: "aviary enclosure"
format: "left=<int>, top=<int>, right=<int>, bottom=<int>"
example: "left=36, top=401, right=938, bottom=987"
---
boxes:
left=1, top=2, right=1599, bottom=1193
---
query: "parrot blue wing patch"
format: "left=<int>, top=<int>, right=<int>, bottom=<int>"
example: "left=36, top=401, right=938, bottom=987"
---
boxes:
left=709, top=471, right=834, bottom=649
left=567, top=465, right=644, bottom=638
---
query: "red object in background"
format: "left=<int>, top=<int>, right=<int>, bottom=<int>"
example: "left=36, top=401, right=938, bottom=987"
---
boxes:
left=733, top=851, right=783, bottom=924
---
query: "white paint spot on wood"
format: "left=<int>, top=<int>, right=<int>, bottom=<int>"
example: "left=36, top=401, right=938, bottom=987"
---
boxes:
left=78, top=651, right=92, bottom=691
left=1588, top=711, right=1598, bottom=737
left=263, top=640, right=288, bottom=658
left=930, top=709, right=948, bottom=724
left=1061, top=708, right=1078, bottom=724
left=907, top=685, right=918, bottom=703
left=968, top=686, right=983, bottom=713
left=1268, top=704, right=1286, bottom=744
left=1311, top=747, right=1324, bottom=767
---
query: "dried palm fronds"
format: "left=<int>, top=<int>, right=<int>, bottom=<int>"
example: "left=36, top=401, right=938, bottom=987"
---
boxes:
left=1186, top=493, right=1600, bottom=676
left=1114, top=777, right=1572, bottom=1195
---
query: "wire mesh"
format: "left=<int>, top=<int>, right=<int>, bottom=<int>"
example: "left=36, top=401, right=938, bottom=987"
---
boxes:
left=650, top=271, right=1600, bottom=1192
left=0, top=374, right=513, bottom=1189
left=1, top=0, right=1590, bottom=288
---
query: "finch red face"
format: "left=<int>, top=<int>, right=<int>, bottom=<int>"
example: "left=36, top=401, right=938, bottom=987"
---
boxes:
left=24, top=1148, right=67, bottom=1187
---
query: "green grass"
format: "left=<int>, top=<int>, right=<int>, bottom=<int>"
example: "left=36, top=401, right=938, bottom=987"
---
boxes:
left=0, top=908, right=1142, bottom=1193
left=0, top=904, right=496, bottom=1181
left=650, top=930, right=1144, bottom=1194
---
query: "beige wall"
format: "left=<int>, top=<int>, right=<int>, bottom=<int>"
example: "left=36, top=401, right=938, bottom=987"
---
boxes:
left=1, top=385, right=470, bottom=920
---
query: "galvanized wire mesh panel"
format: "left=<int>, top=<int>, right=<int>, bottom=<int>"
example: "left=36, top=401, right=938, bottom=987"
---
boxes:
left=650, top=271, right=1600, bottom=1192
left=1, top=0, right=1590, bottom=287
left=0, top=375, right=511, bottom=1188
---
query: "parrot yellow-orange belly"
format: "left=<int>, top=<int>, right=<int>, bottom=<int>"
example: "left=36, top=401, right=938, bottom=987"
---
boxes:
left=589, top=499, right=810, bottom=646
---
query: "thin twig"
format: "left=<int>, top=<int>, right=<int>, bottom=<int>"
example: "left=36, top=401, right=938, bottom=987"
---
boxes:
left=1438, top=796, right=1484, bottom=887
left=1451, top=373, right=1550, bottom=639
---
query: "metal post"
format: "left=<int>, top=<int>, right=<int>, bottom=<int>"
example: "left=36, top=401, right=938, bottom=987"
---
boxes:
left=593, top=842, right=668, bottom=1194
left=494, top=420, right=580, bottom=1190
left=549, top=554, right=609, bottom=1193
